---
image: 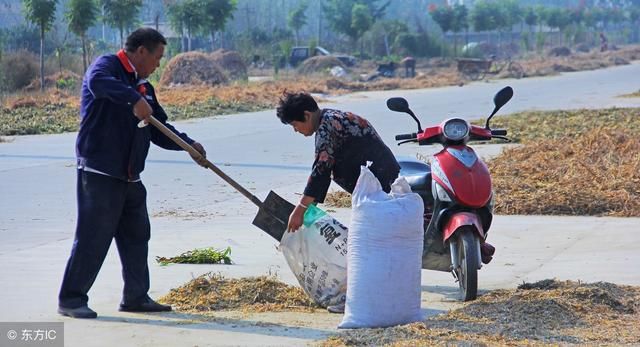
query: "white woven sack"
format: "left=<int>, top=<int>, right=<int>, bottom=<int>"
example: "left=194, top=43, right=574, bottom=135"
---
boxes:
left=279, top=204, right=348, bottom=307
left=339, top=166, right=424, bottom=329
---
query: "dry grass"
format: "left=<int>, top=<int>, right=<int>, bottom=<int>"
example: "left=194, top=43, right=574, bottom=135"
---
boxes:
left=159, top=273, right=319, bottom=313
left=326, top=108, right=640, bottom=216
left=491, top=128, right=640, bottom=216
left=320, top=279, right=640, bottom=346
left=486, top=108, right=640, bottom=216
left=0, top=90, right=79, bottom=135
left=2, top=45, right=639, bottom=136
left=517, top=45, right=640, bottom=78
left=478, top=107, right=640, bottom=143
left=324, top=190, right=351, bottom=208
left=621, top=90, right=640, bottom=98
left=160, top=51, right=228, bottom=86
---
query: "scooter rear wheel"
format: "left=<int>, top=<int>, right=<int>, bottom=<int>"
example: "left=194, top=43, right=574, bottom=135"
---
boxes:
left=456, top=227, right=480, bottom=301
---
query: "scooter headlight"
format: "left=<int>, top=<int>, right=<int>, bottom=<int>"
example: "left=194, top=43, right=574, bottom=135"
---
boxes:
left=432, top=180, right=452, bottom=202
left=443, top=118, right=469, bottom=141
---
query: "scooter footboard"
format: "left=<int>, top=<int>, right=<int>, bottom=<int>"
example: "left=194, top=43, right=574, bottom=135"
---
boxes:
left=422, top=251, right=452, bottom=272
left=422, top=229, right=452, bottom=272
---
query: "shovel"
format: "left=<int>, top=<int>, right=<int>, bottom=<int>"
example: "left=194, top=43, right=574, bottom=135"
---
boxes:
left=147, top=116, right=294, bottom=241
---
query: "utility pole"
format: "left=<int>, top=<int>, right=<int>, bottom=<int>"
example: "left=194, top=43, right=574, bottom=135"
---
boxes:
left=317, top=0, right=322, bottom=45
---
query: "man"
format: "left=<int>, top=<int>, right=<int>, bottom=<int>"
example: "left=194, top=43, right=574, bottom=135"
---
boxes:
left=58, top=28, right=207, bottom=319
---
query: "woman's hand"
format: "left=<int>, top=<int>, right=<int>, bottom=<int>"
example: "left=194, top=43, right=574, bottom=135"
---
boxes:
left=287, top=205, right=306, bottom=232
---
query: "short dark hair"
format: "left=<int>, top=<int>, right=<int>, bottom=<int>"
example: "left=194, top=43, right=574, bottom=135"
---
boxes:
left=125, top=28, right=167, bottom=53
left=276, top=91, right=319, bottom=124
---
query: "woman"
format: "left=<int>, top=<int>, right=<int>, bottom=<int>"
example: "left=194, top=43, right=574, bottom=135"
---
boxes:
left=276, top=91, right=400, bottom=233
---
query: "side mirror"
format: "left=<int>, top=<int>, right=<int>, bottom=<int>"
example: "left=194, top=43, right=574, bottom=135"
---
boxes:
left=386, top=97, right=410, bottom=113
left=493, top=86, right=513, bottom=110
left=485, top=86, right=513, bottom=129
left=386, top=97, right=422, bottom=132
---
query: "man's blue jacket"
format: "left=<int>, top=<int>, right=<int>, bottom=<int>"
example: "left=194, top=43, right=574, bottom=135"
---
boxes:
left=76, top=53, right=195, bottom=181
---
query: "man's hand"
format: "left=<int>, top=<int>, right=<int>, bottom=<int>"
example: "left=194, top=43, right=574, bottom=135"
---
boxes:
left=133, top=97, right=153, bottom=123
left=190, top=142, right=208, bottom=168
left=287, top=206, right=306, bottom=232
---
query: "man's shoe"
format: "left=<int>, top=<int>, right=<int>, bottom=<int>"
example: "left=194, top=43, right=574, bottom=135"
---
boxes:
left=327, top=303, right=345, bottom=314
left=58, top=305, right=97, bottom=319
left=119, top=297, right=172, bottom=312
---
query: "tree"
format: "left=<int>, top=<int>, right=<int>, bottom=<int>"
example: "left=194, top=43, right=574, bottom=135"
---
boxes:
left=451, top=4, right=469, bottom=55
left=101, top=0, right=143, bottom=48
left=351, top=3, right=373, bottom=56
left=22, top=0, right=57, bottom=92
left=66, top=0, right=98, bottom=72
left=287, top=1, right=308, bottom=45
left=167, top=0, right=205, bottom=51
left=545, top=7, right=571, bottom=45
left=523, top=6, right=538, bottom=51
left=470, top=1, right=501, bottom=34
left=201, top=0, right=237, bottom=51
left=323, top=0, right=389, bottom=50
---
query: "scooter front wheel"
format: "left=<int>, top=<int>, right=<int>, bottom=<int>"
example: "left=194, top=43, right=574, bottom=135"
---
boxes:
left=455, top=227, right=480, bottom=301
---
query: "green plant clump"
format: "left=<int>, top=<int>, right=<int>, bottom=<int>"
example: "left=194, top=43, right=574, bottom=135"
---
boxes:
left=156, top=246, right=232, bottom=265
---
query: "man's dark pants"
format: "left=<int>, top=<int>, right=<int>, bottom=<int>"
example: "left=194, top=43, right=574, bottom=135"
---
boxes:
left=58, top=170, right=151, bottom=309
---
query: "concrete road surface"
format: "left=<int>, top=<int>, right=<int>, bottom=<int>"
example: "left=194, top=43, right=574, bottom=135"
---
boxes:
left=1, top=62, right=639, bottom=346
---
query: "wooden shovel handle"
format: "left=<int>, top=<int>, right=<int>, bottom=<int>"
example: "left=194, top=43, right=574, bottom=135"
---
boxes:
left=147, top=115, right=263, bottom=207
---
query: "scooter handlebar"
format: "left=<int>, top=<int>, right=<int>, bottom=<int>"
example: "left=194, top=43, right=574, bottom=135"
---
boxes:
left=395, top=133, right=417, bottom=141
left=491, top=129, right=507, bottom=136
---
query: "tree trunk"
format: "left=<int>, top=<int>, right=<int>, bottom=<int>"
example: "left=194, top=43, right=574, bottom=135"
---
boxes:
left=40, top=26, right=45, bottom=92
left=82, top=34, right=87, bottom=72
left=211, top=31, right=216, bottom=51
left=453, top=34, right=457, bottom=57
left=119, top=27, right=124, bottom=49
left=188, top=28, right=192, bottom=51
left=384, top=32, right=390, bottom=57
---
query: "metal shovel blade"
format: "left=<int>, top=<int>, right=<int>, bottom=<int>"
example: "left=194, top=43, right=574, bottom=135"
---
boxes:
left=252, top=191, right=295, bottom=242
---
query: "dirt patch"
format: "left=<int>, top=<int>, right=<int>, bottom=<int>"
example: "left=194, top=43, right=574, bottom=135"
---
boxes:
left=321, top=279, right=640, bottom=346
left=160, top=51, right=228, bottom=86
left=211, top=49, right=248, bottom=81
left=159, top=273, right=320, bottom=313
left=299, top=56, right=346, bottom=75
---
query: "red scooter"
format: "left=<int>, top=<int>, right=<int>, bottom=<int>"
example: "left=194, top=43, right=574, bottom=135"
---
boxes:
left=388, top=86, right=513, bottom=301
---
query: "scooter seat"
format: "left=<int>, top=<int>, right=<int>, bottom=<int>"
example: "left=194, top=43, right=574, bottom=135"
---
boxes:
left=398, top=158, right=432, bottom=193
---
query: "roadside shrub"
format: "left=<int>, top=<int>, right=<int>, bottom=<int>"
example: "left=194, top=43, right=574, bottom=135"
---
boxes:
left=394, top=33, right=441, bottom=58
left=0, top=50, right=38, bottom=92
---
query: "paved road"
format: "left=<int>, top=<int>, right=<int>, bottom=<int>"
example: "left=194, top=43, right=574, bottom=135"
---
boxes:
left=1, top=62, right=639, bottom=346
